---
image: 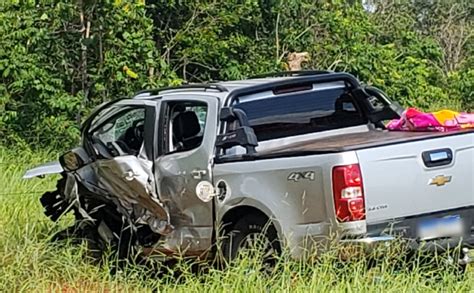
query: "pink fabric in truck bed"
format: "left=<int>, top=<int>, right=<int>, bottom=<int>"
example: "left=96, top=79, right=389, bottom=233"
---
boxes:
left=387, top=108, right=474, bottom=132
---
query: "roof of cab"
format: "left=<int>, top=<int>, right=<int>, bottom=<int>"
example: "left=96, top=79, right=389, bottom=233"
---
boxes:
left=133, top=76, right=295, bottom=100
left=132, top=70, right=360, bottom=104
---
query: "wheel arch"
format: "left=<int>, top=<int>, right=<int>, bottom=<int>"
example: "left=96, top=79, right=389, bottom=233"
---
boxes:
left=219, top=204, right=283, bottom=243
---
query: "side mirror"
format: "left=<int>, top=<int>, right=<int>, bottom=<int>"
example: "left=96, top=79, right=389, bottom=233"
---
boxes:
left=59, top=147, right=90, bottom=172
left=216, top=107, right=258, bottom=156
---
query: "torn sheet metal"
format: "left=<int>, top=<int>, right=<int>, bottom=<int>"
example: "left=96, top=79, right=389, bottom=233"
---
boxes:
left=94, top=155, right=172, bottom=235
left=63, top=172, right=94, bottom=222
left=23, top=161, right=63, bottom=179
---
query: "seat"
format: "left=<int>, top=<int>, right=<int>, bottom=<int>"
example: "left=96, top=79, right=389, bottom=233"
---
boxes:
left=172, top=111, right=202, bottom=151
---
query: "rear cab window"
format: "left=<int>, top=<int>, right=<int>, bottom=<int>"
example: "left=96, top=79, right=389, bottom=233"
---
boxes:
left=233, top=82, right=367, bottom=142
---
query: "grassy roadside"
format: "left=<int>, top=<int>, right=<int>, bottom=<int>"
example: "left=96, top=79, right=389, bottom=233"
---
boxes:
left=0, top=148, right=472, bottom=292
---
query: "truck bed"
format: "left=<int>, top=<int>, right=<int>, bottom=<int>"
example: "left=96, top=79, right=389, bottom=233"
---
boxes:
left=259, top=129, right=474, bottom=158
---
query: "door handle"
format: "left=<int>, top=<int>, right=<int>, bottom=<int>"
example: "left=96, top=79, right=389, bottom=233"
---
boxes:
left=191, top=169, right=207, bottom=179
left=422, top=148, right=453, bottom=168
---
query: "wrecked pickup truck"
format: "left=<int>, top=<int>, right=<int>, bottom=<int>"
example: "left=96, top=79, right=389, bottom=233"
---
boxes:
left=25, top=71, right=474, bottom=266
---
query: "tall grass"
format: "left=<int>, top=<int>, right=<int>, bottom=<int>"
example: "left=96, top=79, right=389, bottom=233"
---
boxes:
left=0, top=148, right=472, bottom=292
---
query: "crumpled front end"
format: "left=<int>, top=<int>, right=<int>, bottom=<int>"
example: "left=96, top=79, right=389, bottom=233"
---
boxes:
left=28, top=153, right=173, bottom=261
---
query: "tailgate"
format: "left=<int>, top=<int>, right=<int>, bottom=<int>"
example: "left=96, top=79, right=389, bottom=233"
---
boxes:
left=357, top=132, right=474, bottom=224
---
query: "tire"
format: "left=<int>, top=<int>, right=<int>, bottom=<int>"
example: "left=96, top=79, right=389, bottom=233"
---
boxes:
left=221, top=214, right=281, bottom=266
left=51, top=222, right=105, bottom=262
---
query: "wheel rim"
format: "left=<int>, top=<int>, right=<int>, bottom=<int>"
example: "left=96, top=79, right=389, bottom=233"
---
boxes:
left=238, top=232, right=277, bottom=261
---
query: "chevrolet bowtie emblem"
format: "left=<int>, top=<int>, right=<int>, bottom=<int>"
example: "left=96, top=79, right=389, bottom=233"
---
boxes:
left=429, top=175, right=452, bottom=187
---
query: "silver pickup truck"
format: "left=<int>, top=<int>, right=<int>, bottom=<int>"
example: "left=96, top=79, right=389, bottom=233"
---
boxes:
left=25, top=71, right=473, bottom=266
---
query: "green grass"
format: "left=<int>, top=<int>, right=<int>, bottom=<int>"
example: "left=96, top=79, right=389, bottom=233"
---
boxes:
left=0, top=148, right=472, bottom=292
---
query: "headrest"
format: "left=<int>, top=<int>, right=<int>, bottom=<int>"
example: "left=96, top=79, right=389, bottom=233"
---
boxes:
left=173, top=111, right=200, bottom=140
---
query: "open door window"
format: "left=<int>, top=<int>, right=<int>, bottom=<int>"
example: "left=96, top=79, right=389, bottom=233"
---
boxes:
left=87, top=107, right=147, bottom=158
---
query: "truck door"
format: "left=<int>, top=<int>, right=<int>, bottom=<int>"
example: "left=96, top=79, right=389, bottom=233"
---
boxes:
left=154, top=96, right=219, bottom=254
left=85, top=100, right=172, bottom=235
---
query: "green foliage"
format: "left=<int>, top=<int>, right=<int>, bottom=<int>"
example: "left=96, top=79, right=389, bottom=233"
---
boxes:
left=0, top=2, right=80, bottom=148
left=0, top=0, right=472, bottom=150
left=447, top=59, right=474, bottom=111
left=0, top=0, right=180, bottom=149
left=148, top=0, right=472, bottom=111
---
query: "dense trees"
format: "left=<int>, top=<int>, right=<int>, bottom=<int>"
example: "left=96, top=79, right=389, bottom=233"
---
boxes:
left=0, top=0, right=472, bottom=148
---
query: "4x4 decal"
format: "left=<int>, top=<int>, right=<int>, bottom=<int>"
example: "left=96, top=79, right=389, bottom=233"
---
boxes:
left=287, top=171, right=315, bottom=182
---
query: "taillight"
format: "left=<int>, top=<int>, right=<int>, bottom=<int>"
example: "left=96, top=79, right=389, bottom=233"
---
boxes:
left=332, top=164, right=365, bottom=222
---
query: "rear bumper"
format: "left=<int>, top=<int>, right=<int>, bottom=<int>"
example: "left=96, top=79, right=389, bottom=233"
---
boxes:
left=341, top=235, right=473, bottom=265
left=341, top=235, right=395, bottom=245
left=343, top=206, right=474, bottom=265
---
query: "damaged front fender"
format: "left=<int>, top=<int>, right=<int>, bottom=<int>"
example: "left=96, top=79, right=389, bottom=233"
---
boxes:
left=94, top=155, right=173, bottom=236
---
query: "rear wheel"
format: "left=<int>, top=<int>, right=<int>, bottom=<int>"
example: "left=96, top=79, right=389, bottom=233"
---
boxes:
left=221, top=214, right=281, bottom=269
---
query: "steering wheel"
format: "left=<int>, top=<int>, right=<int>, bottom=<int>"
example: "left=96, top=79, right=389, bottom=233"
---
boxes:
left=132, top=119, right=145, bottom=142
left=117, top=118, right=145, bottom=154
left=90, top=135, right=114, bottom=159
